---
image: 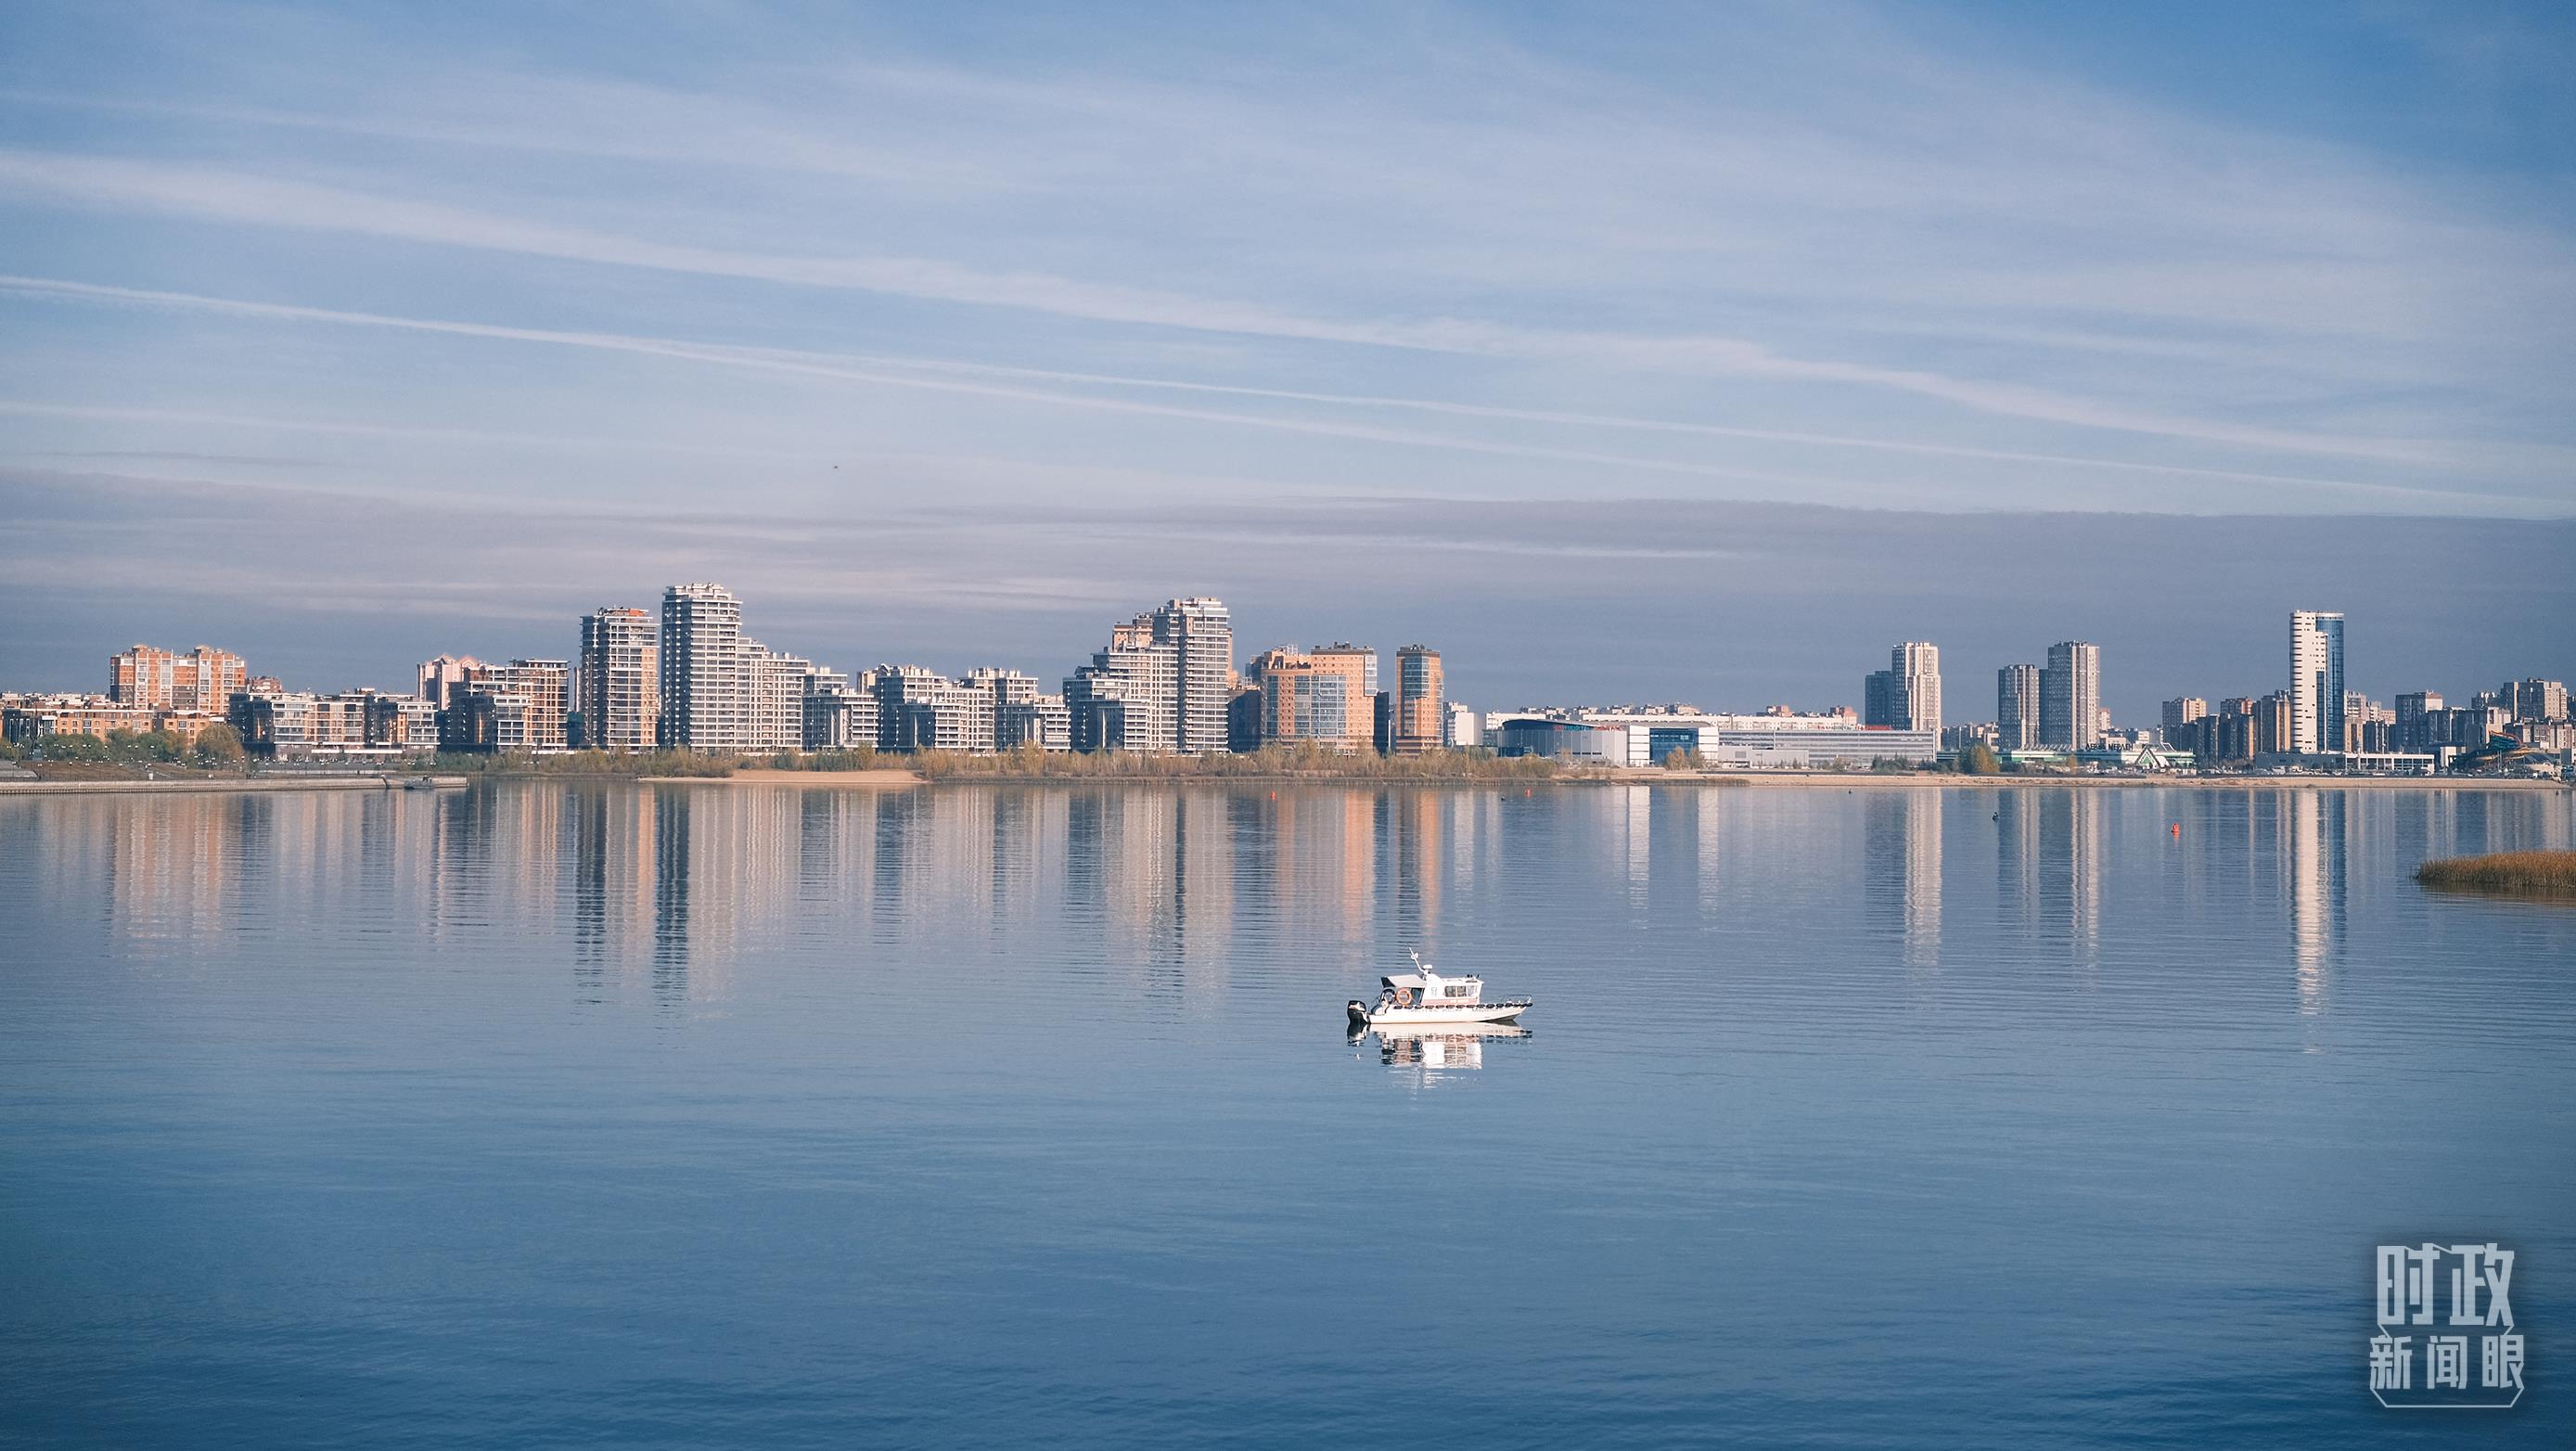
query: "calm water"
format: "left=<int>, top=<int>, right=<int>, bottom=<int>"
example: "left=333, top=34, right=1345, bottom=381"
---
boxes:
left=4, top=780, right=2572, bottom=1448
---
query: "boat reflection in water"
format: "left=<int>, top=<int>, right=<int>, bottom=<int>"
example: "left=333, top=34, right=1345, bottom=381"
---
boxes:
left=1352, top=1020, right=1533, bottom=1073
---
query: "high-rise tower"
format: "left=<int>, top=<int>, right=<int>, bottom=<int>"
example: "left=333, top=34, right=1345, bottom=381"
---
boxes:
left=2288, top=610, right=2345, bottom=755
left=580, top=607, right=660, bottom=751
left=2040, top=642, right=2101, bottom=750
left=1391, top=645, right=1445, bottom=755
left=1064, top=597, right=1234, bottom=753
left=1867, top=642, right=1942, bottom=733
left=1997, top=664, right=2041, bottom=751
left=660, top=583, right=745, bottom=751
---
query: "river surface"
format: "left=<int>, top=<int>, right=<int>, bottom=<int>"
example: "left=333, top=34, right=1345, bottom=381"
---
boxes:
left=4, top=780, right=2572, bottom=1448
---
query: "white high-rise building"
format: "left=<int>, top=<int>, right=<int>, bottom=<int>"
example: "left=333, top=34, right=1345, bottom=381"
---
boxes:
left=660, top=583, right=746, bottom=751
left=1066, top=620, right=1174, bottom=752
left=657, top=584, right=820, bottom=752
left=1064, top=597, right=1233, bottom=753
left=1165, top=597, right=1235, bottom=754
left=744, top=644, right=822, bottom=752
left=2288, top=610, right=2345, bottom=755
left=1893, top=642, right=1941, bottom=735
left=578, top=607, right=660, bottom=751
left=2040, top=641, right=2101, bottom=749
left=1869, top=642, right=1941, bottom=733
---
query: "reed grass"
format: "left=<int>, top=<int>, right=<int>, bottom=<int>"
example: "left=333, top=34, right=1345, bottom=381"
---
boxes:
left=2414, top=850, right=2576, bottom=894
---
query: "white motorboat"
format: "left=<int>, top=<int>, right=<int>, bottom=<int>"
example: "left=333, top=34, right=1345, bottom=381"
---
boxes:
left=1346, top=952, right=1532, bottom=1028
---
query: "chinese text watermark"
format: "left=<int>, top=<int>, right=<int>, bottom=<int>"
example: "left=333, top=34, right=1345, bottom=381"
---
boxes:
left=2371, top=1242, right=2522, bottom=1410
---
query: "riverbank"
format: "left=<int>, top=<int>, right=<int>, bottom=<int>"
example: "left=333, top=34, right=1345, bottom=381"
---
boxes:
left=0, top=775, right=471, bottom=796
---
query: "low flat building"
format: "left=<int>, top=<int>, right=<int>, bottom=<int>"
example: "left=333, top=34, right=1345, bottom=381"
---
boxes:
left=1488, top=716, right=1634, bottom=764
left=236, top=687, right=423, bottom=757
left=1490, top=709, right=1940, bottom=768
left=2341, top=751, right=2438, bottom=776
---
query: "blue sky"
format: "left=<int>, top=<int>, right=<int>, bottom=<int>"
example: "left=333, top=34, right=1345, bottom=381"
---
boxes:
left=2, top=2, right=2571, bottom=711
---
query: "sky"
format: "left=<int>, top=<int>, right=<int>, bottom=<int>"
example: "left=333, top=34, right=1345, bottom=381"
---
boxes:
left=2, top=1, right=2571, bottom=716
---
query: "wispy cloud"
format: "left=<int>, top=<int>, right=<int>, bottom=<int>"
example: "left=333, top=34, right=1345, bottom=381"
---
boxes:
left=6, top=275, right=2548, bottom=512
left=0, top=146, right=2536, bottom=469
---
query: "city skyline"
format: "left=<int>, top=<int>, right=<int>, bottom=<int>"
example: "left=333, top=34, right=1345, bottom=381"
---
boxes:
left=19, top=588, right=2571, bottom=771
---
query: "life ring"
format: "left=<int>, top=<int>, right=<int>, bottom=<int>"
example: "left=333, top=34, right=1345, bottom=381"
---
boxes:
left=1395, top=987, right=1414, bottom=1006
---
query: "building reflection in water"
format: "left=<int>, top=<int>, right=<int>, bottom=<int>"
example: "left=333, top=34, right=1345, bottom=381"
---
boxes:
left=1997, top=789, right=2039, bottom=936
left=610, top=781, right=1450, bottom=1001
left=652, top=785, right=691, bottom=998
left=38, top=779, right=2576, bottom=1031
left=1865, top=790, right=1943, bottom=970
left=1697, top=788, right=1724, bottom=919
left=1385, top=788, right=1442, bottom=957
left=1995, top=789, right=2101, bottom=969
left=570, top=785, right=654, bottom=1001
left=2060, top=791, right=2105, bottom=969
left=2283, top=790, right=2346, bottom=1015
left=96, top=785, right=237, bottom=948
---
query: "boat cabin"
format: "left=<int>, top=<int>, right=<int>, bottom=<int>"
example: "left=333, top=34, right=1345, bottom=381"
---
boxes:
left=1377, top=965, right=1483, bottom=1008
